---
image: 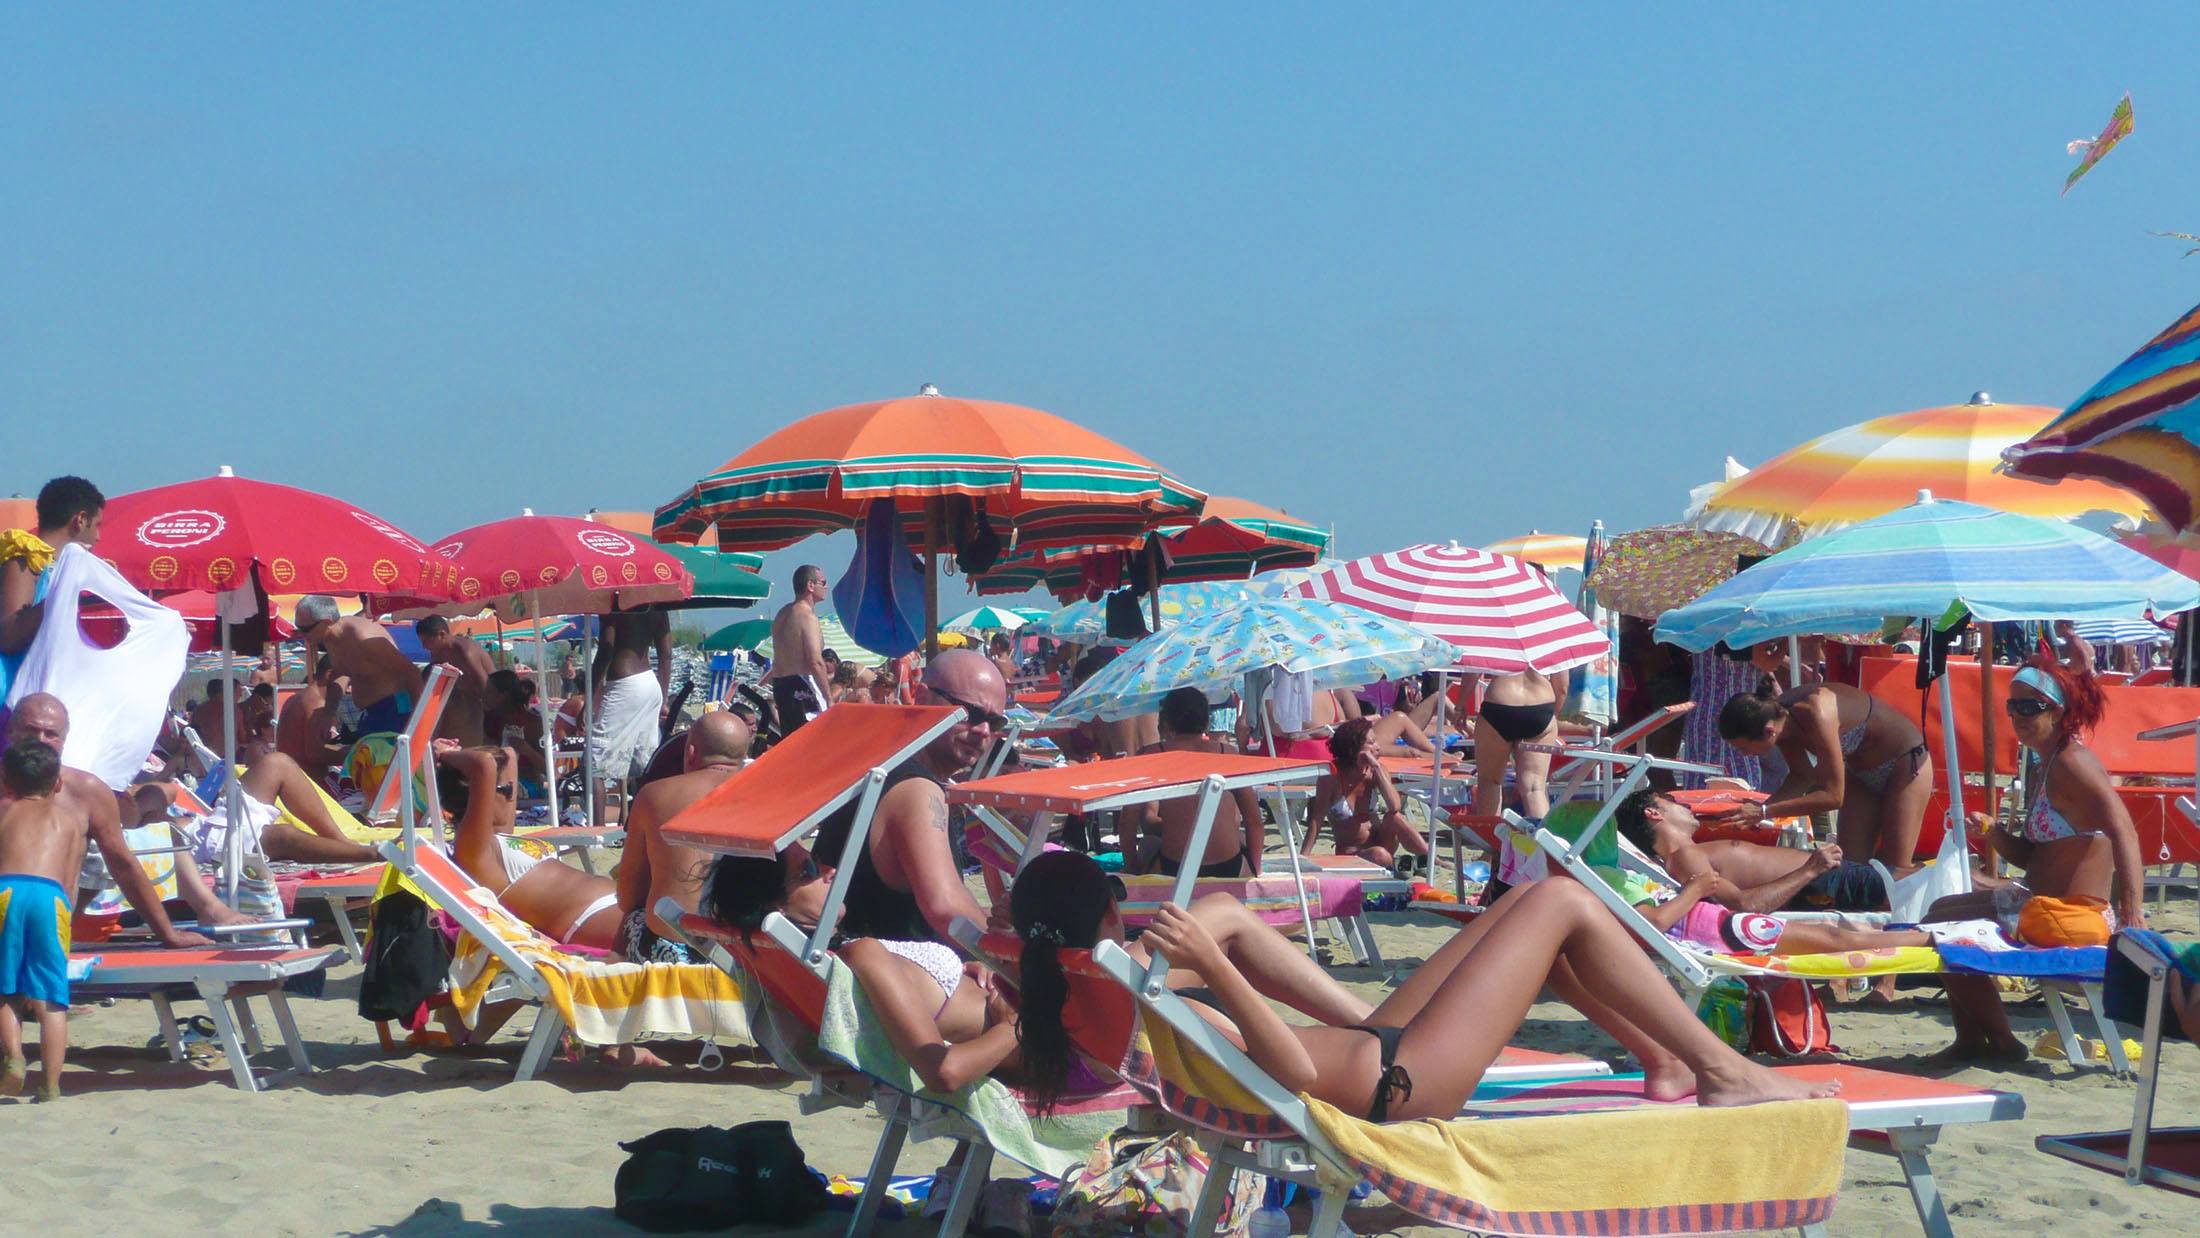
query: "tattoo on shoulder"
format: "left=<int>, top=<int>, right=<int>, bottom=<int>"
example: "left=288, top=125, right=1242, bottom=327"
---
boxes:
left=925, top=792, right=949, bottom=833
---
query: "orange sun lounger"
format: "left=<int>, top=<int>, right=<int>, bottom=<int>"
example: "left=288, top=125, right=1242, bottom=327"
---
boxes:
left=72, top=943, right=345, bottom=1092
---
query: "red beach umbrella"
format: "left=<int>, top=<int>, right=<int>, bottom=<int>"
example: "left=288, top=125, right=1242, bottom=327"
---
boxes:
left=421, top=511, right=694, bottom=617
left=99, top=467, right=466, bottom=601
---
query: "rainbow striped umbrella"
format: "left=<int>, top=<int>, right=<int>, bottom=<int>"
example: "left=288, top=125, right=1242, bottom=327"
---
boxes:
left=1294, top=544, right=1610, bottom=675
left=653, top=386, right=1205, bottom=555
left=2004, top=301, right=2200, bottom=532
left=1695, top=396, right=2152, bottom=546
left=1481, top=532, right=1590, bottom=570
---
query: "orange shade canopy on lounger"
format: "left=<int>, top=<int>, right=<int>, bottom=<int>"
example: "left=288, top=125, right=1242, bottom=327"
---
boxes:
left=663, top=704, right=962, bottom=857
left=949, top=751, right=1328, bottom=816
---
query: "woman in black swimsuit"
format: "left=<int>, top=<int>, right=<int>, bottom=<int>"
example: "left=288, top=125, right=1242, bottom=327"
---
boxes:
left=1011, top=853, right=1839, bottom=1121
left=1473, top=669, right=1568, bottom=822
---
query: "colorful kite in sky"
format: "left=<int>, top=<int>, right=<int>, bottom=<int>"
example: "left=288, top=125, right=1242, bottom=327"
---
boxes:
left=2064, top=93, right=2134, bottom=195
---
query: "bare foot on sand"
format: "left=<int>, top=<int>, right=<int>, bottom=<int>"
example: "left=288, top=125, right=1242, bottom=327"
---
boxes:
left=197, top=900, right=255, bottom=929
left=1695, top=1061, right=1841, bottom=1108
left=599, top=1044, right=671, bottom=1069
left=0, top=1056, right=24, bottom=1097
left=1641, top=1056, right=1698, bottom=1102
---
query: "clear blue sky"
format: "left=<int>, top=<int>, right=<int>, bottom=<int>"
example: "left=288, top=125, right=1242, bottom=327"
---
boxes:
left=6, top=5, right=2195, bottom=610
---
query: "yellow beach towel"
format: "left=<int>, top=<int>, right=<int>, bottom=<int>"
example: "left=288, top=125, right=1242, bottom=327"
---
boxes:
left=1304, top=1093, right=1844, bottom=1234
left=1703, top=944, right=1942, bottom=978
left=443, top=883, right=747, bottom=1049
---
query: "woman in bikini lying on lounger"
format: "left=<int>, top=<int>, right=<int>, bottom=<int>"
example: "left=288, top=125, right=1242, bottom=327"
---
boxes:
left=435, top=743, right=621, bottom=951
left=1923, top=657, right=2149, bottom=1064
left=704, top=848, right=1374, bottom=1095
left=1013, top=851, right=1839, bottom=1121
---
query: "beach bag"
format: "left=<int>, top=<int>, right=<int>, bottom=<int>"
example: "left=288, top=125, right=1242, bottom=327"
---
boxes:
left=614, top=1121, right=826, bottom=1232
left=1694, top=977, right=1752, bottom=1052
left=1050, top=1128, right=1254, bottom=1237
left=1746, top=977, right=1836, bottom=1058
left=357, top=888, right=450, bottom=1026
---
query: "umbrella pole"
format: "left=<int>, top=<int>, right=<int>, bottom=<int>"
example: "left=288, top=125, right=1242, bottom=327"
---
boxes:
left=220, top=615, right=241, bottom=908
left=1935, top=664, right=1972, bottom=891
left=581, top=617, right=598, bottom=824
left=533, top=590, right=558, bottom=827
left=1786, top=634, right=1802, bottom=688
left=1432, top=673, right=1462, bottom=902
left=1978, top=622, right=1998, bottom=818
left=1256, top=680, right=1323, bottom=961
left=924, top=503, right=941, bottom=659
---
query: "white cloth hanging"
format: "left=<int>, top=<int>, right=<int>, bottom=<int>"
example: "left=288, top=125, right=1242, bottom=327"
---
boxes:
left=5, top=544, right=189, bottom=788
left=1266, top=666, right=1315, bottom=734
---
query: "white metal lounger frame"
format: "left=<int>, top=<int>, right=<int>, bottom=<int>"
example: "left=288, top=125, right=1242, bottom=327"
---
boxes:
left=74, top=946, right=342, bottom=1092
left=1530, top=761, right=2134, bottom=1076
left=663, top=709, right=976, bottom=1237
left=378, top=838, right=571, bottom=1082
left=2035, top=932, right=2199, bottom=1192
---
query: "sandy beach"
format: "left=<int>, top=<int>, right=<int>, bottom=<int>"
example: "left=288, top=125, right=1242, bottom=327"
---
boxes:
left=14, top=863, right=2192, bottom=1237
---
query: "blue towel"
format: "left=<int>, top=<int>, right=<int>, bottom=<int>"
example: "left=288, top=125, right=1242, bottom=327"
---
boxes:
left=1937, top=941, right=2105, bottom=980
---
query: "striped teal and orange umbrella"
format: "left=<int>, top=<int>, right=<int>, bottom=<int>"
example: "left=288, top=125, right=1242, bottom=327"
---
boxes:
left=2004, top=301, right=2200, bottom=533
left=653, top=386, right=1205, bottom=555
left=1695, top=396, right=2151, bottom=546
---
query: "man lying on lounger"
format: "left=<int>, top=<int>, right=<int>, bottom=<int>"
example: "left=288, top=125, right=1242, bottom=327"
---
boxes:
left=175, top=691, right=384, bottom=867
left=1614, top=787, right=1901, bottom=914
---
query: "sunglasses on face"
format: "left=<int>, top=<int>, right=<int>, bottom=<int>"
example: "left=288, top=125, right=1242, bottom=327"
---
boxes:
left=929, top=687, right=1007, bottom=731
left=2005, top=698, right=2056, bottom=718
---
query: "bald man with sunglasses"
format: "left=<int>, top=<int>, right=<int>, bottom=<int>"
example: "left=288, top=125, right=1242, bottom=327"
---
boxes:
left=809, top=649, right=1009, bottom=944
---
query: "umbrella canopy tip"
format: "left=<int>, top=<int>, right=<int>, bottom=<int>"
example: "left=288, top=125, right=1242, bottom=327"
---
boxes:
left=218, top=464, right=235, bottom=477
left=918, top=382, right=941, bottom=396
left=1968, top=391, right=1993, bottom=406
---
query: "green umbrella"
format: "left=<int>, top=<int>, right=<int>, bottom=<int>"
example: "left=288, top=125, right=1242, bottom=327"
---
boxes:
left=645, top=543, right=769, bottom=610
left=758, top=613, right=877, bottom=664
left=700, top=617, right=773, bottom=652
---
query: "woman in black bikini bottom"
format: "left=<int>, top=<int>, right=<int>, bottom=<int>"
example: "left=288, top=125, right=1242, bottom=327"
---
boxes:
left=1013, top=853, right=1840, bottom=1121
left=1475, top=671, right=1566, bottom=821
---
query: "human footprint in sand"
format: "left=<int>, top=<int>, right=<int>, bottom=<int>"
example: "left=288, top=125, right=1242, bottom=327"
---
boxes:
left=1013, top=852, right=1840, bottom=1119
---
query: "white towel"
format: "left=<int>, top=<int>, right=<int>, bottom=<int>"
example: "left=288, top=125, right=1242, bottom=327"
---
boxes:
left=589, top=668, right=665, bottom=781
left=1266, top=666, right=1315, bottom=733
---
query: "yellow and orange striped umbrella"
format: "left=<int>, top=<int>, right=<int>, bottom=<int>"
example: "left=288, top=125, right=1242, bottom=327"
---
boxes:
left=1693, top=396, right=2153, bottom=545
left=1481, top=532, right=1589, bottom=570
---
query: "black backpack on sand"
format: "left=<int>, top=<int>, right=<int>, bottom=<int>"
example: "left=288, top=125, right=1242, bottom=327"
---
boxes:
left=356, top=888, right=450, bottom=1026
left=614, top=1120, right=828, bottom=1232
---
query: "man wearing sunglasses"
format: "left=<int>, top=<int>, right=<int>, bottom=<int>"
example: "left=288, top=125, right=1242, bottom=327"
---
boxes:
left=811, top=649, right=1010, bottom=944
left=294, top=596, right=425, bottom=740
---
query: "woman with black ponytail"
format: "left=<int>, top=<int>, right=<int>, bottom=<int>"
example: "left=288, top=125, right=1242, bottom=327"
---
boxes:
left=1013, top=854, right=1841, bottom=1120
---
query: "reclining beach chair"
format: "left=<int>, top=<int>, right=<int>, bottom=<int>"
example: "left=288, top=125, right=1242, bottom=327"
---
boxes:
left=1079, top=919, right=1856, bottom=1236
left=2036, top=930, right=2200, bottom=1195
left=661, top=702, right=1135, bottom=1236
left=71, top=942, right=344, bottom=1092
left=1530, top=758, right=2137, bottom=1077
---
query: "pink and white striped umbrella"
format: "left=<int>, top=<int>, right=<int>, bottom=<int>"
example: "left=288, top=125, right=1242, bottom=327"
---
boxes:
left=1293, top=543, right=1610, bottom=675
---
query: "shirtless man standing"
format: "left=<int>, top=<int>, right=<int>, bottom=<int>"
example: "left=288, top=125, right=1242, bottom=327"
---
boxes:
left=590, top=610, right=672, bottom=797
left=295, top=596, right=425, bottom=738
left=766, top=565, right=831, bottom=735
left=615, top=711, right=753, bottom=962
left=1, top=702, right=215, bottom=952
left=415, top=615, right=495, bottom=746
left=275, top=656, right=349, bottom=792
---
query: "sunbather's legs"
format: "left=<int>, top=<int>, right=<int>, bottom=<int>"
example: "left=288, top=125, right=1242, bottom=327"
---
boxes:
left=1842, top=750, right=1931, bottom=870
left=240, top=752, right=382, bottom=865
left=167, top=852, right=253, bottom=927
left=32, top=1000, right=63, bottom=1099
left=1471, top=718, right=1511, bottom=819
left=1144, top=893, right=1373, bottom=1026
left=1372, top=809, right=1430, bottom=860
left=1509, top=721, right=1557, bottom=820
left=1772, top=921, right=1931, bottom=955
left=1378, top=880, right=1840, bottom=1119
left=0, top=997, right=24, bottom=1094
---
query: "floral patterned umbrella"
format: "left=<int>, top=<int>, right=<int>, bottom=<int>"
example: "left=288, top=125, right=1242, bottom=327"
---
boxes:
left=1026, top=579, right=1290, bottom=645
left=1584, top=525, right=1766, bottom=620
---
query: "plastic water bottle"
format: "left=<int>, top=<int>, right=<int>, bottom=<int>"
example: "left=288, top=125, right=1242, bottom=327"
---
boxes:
left=1248, top=1177, right=1292, bottom=1238
left=1463, top=859, right=1492, bottom=885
